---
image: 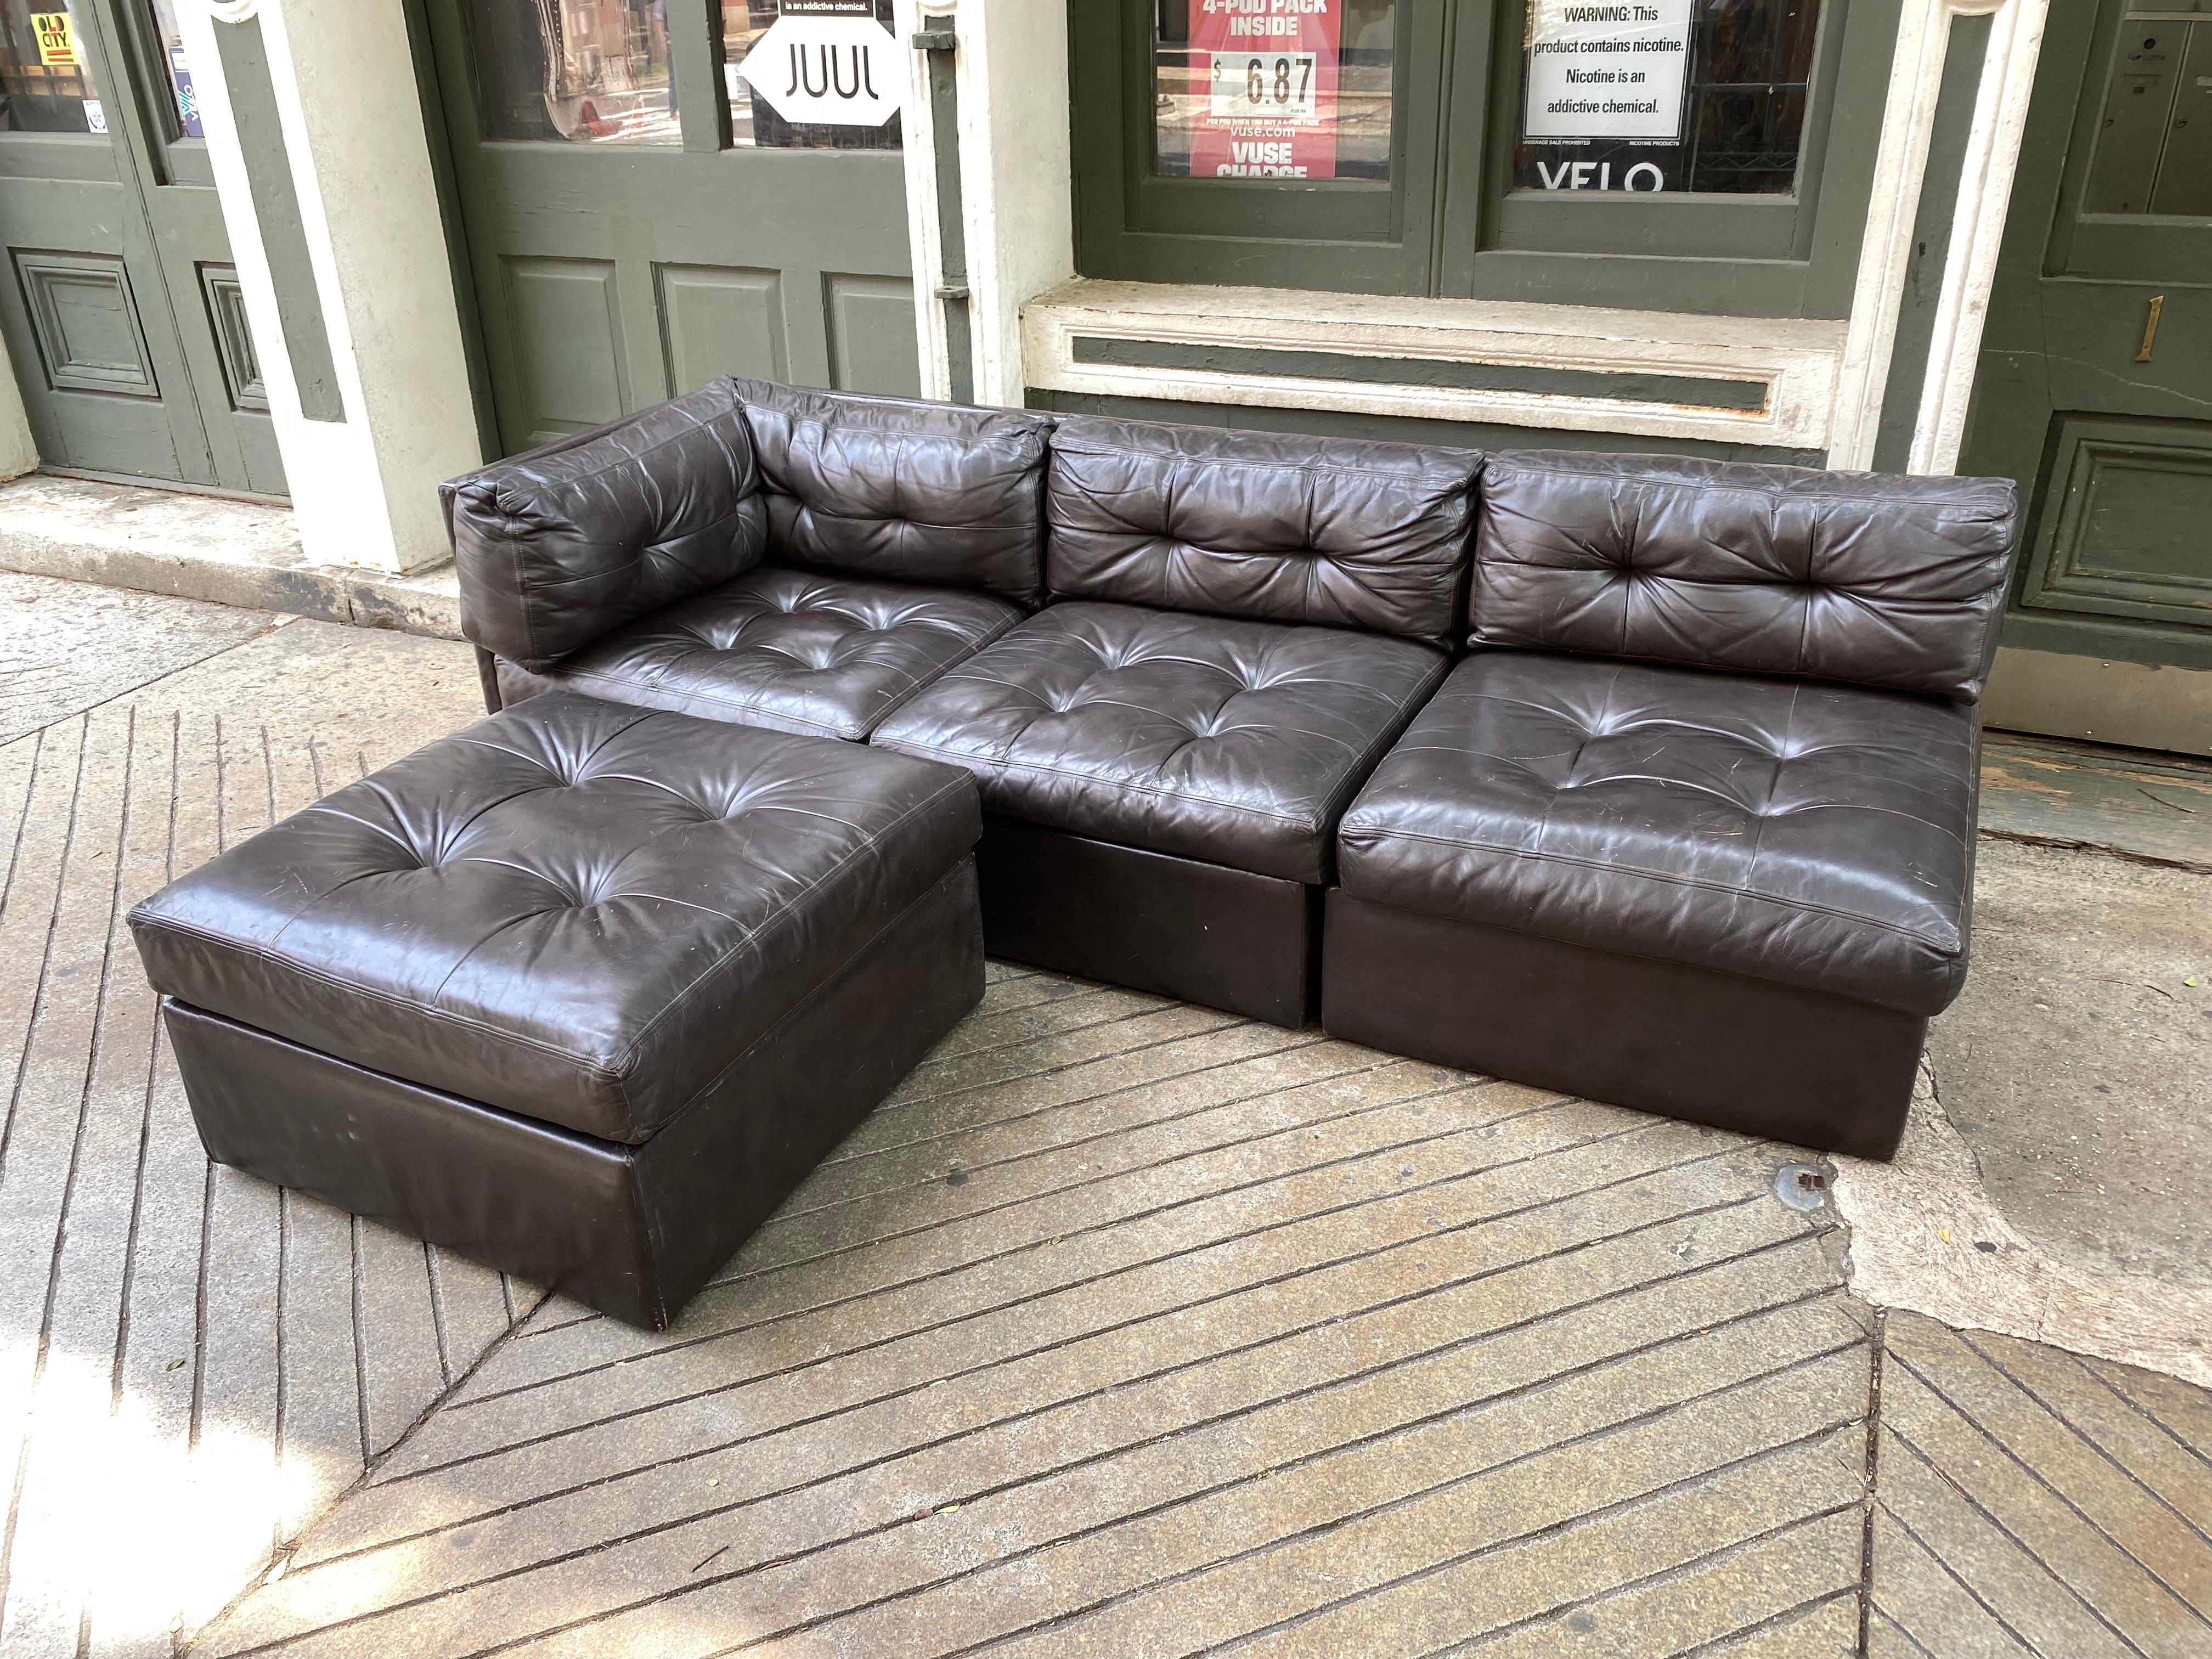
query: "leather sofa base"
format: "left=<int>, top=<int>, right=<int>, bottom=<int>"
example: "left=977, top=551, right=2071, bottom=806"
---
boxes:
left=977, top=816, right=1315, bottom=1027
left=162, top=860, right=984, bottom=1330
left=1321, top=891, right=1922, bottom=1159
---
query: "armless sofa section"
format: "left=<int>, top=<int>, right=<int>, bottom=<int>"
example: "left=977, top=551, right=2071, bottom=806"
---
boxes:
left=871, top=418, right=1481, bottom=1024
left=1327, top=456, right=2019, bottom=1158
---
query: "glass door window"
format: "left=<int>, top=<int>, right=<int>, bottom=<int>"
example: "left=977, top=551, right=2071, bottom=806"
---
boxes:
left=470, top=0, right=680, bottom=144
left=1513, top=0, right=1822, bottom=195
left=721, top=1, right=900, bottom=150
left=0, top=1, right=103, bottom=133
left=145, top=0, right=200, bottom=136
left=1151, top=0, right=1395, bottom=181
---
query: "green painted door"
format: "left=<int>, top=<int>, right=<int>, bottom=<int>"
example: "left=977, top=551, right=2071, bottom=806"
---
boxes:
left=0, top=0, right=284, bottom=493
left=1961, top=0, right=2212, bottom=683
left=424, top=0, right=919, bottom=456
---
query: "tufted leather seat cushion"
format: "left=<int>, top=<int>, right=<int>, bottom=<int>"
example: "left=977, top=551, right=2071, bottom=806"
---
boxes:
left=492, top=565, right=1024, bottom=741
left=128, top=693, right=981, bottom=1143
left=1338, top=652, right=1979, bottom=1014
left=731, top=379, right=1052, bottom=605
left=1472, top=452, right=2018, bottom=700
left=871, top=601, right=1449, bottom=883
left=1045, top=416, right=1482, bottom=646
left=443, top=382, right=767, bottom=673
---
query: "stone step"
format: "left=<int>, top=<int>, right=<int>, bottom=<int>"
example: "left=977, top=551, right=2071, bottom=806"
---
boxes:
left=0, top=470, right=461, bottom=639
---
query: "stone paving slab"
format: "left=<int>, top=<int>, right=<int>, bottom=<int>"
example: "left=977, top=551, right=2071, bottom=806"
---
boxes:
left=1927, top=839, right=2212, bottom=1288
left=0, top=579, right=2205, bottom=1657
left=0, top=573, right=279, bottom=743
left=0, top=616, right=500, bottom=1657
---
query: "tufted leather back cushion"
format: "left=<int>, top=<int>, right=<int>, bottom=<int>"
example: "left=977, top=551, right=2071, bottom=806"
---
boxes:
left=1043, top=416, right=1485, bottom=646
left=730, top=379, right=1053, bottom=607
left=443, top=381, right=766, bottom=674
left=1471, top=452, right=2020, bottom=701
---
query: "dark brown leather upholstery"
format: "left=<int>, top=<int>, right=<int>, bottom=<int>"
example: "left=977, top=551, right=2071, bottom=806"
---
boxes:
left=977, top=816, right=1317, bottom=1025
left=1336, top=651, right=1979, bottom=1015
left=443, top=382, right=766, bottom=673
left=161, top=858, right=983, bottom=1330
left=1472, top=452, right=2018, bottom=700
left=490, top=566, right=1023, bottom=741
left=1322, top=893, right=1925, bottom=1160
left=1045, top=416, right=1482, bottom=646
left=730, top=378, right=1052, bottom=605
left=872, top=601, right=1449, bottom=884
left=128, top=692, right=981, bottom=1144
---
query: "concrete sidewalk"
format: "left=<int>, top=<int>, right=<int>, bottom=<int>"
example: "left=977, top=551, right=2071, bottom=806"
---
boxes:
left=1, top=572, right=2206, bottom=1657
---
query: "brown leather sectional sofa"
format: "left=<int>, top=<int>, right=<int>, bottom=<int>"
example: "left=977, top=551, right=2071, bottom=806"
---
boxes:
left=445, top=377, right=2020, bottom=1159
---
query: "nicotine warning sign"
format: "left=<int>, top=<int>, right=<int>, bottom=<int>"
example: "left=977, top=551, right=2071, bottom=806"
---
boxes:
left=1522, top=0, right=1692, bottom=143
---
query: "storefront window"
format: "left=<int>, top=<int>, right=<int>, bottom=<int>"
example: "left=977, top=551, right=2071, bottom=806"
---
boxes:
left=1515, top=0, right=1820, bottom=194
left=723, top=1, right=900, bottom=151
left=146, top=0, right=201, bottom=137
left=0, top=1, right=103, bottom=134
left=471, top=0, right=679, bottom=145
left=1152, top=0, right=1395, bottom=181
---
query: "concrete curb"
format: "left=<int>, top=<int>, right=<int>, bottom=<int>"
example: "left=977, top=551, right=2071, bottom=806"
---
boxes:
left=0, top=472, right=462, bottom=639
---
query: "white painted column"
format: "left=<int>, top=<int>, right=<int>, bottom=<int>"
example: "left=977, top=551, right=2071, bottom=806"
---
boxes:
left=896, top=0, right=1074, bottom=407
left=1827, top=0, right=2049, bottom=473
left=180, top=0, right=481, bottom=572
left=0, top=334, right=37, bottom=481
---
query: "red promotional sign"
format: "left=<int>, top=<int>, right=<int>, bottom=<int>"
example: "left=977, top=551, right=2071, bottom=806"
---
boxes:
left=1187, top=1, right=1343, bottom=179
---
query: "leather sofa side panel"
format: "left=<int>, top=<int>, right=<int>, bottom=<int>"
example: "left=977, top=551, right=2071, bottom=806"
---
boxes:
left=1471, top=452, right=2019, bottom=700
left=1322, top=891, right=1924, bottom=1160
left=1043, top=415, right=1482, bottom=646
left=973, top=818, right=1309, bottom=1026
left=442, top=381, right=768, bottom=673
left=977, top=816, right=1316, bottom=1027
left=729, top=379, right=1053, bottom=606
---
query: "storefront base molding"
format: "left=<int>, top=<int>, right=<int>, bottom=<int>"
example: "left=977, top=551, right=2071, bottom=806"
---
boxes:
left=1021, top=280, right=1848, bottom=452
left=1984, top=647, right=2212, bottom=759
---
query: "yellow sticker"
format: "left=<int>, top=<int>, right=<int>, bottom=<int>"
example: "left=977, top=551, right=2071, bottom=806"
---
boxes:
left=31, top=12, right=78, bottom=69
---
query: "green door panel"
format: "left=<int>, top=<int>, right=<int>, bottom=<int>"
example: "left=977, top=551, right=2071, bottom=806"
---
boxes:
left=424, top=1, right=916, bottom=460
left=1960, top=0, right=2212, bottom=679
left=2017, top=417, right=2212, bottom=630
left=825, top=272, right=920, bottom=398
left=19, top=251, right=161, bottom=393
left=0, top=0, right=284, bottom=494
left=501, top=256, right=630, bottom=443
left=656, top=263, right=786, bottom=388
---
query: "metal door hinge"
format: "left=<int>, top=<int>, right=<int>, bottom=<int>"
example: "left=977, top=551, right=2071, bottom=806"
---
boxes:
left=912, top=27, right=957, bottom=52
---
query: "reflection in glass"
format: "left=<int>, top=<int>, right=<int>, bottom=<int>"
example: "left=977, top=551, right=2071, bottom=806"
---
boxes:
left=1152, top=0, right=1394, bottom=182
left=723, top=1, right=900, bottom=151
left=472, top=0, right=678, bottom=145
left=147, top=0, right=201, bottom=137
left=0, top=0, right=102, bottom=133
left=1515, top=0, right=1821, bottom=196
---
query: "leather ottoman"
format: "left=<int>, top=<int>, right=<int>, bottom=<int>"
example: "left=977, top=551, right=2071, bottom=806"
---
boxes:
left=127, top=691, right=984, bottom=1329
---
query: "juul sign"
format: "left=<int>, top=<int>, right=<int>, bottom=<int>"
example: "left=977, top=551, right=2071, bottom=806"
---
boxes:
left=740, top=1, right=899, bottom=129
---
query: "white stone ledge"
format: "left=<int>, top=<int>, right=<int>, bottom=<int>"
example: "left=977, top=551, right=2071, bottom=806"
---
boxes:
left=1021, top=279, right=1849, bottom=452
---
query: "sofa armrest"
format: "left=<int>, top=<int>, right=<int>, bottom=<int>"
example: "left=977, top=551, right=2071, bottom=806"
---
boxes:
left=440, top=380, right=768, bottom=673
